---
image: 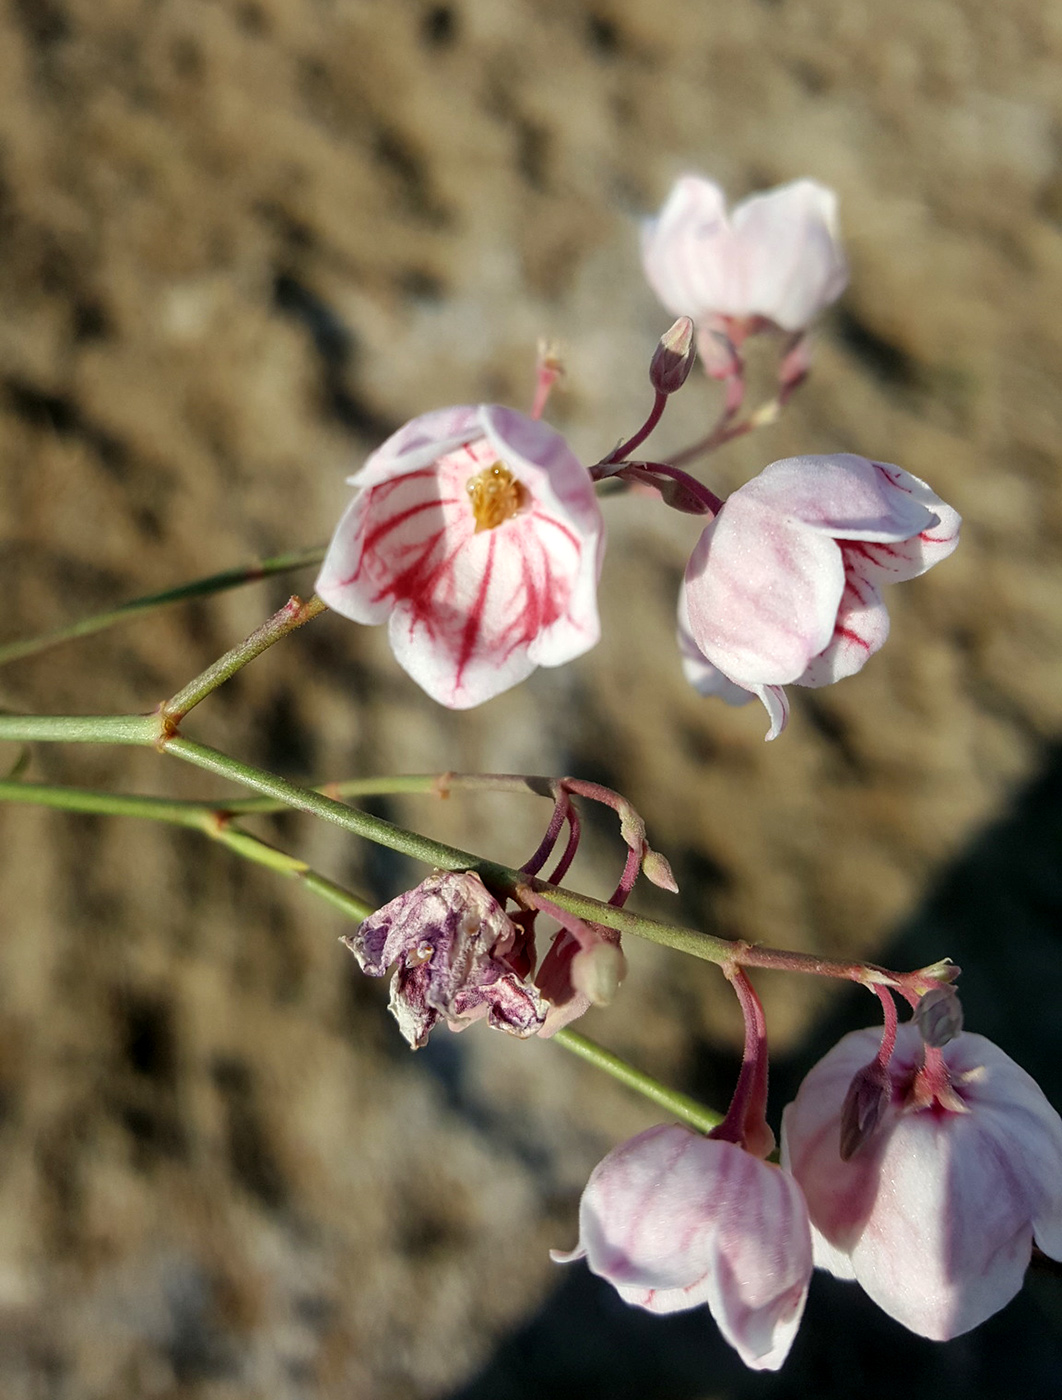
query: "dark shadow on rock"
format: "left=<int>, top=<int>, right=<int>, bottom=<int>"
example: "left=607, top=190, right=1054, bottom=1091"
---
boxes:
left=444, top=741, right=1062, bottom=1400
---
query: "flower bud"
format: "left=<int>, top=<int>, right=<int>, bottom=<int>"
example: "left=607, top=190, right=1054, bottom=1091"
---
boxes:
left=915, top=985, right=964, bottom=1048
left=838, top=1059, right=891, bottom=1160
left=570, top=940, right=627, bottom=1006
left=649, top=316, right=696, bottom=395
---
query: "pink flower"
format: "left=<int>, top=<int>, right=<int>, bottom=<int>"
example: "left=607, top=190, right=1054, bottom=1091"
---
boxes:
left=342, top=871, right=547, bottom=1048
left=642, top=176, right=847, bottom=373
left=552, top=1124, right=813, bottom=1371
left=317, top=405, right=604, bottom=708
left=781, top=1025, right=1062, bottom=1340
left=680, top=453, right=960, bottom=738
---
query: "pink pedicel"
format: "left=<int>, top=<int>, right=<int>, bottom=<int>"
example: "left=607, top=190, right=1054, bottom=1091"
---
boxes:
left=679, top=453, right=960, bottom=738
left=342, top=871, right=547, bottom=1048
left=552, top=1123, right=813, bottom=1371
left=317, top=405, right=604, bottom=708
left=782, top=1024, right=1062, bottom=1340
left=641, top=175, right=847, bottom=376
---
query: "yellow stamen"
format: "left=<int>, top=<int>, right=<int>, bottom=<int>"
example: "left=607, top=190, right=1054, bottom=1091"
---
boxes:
left=466, top=462, right=527, bottom=532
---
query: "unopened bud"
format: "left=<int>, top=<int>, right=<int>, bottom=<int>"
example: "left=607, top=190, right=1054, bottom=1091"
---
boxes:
left=839, top=1060, right=892, bottom=1161
left=641, top=847, right=679, bottom=893
left=915, top=986, right=964, bottom=1048
left=649, top=316, right=696, bottom=395
left=571, top=942, right=628, bottom=1007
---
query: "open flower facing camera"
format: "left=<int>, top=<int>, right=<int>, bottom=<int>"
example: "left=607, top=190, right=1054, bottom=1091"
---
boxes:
left=0, top=165, right=1043, bottom=1383
left=316, top=404, right=604, bottom=708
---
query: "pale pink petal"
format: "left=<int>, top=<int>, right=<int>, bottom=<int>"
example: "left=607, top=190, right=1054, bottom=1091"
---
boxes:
left=743, top=455, right=936, bottom=542
left=796, top=550, right=890, bottom=686
left=858, top=462, right=962, bottom=578
left=730, top=180, right=848, bottom=331
left=350, top=405, right=482, bottom=488
left=846, top=1110, right=1034, bottom=1339
left=558, top=1125, right=812, bottom=1371
left=676, top=590, right=756, bottom=706
left=749, top=683, right=791, bottom=740
left=641, top=176, right=737, bottom=320
left=315, top=490, right=389, bottom=624
left=684, top=496, right=845, bottom=686
left=783, top=1025, right=1062, bottom=1341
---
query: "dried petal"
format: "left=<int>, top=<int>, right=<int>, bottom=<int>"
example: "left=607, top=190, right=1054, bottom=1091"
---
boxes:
left=343, top=871, right=547, bottom=1048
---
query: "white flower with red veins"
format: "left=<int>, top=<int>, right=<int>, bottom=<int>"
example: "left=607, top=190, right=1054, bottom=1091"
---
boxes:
left=781, top=1025, right=1062, bottom=1340
left=317, top=405, right=605, bottom=708
left=552, top=1123, right=813, bottom=1371
left=679, top=453, right=960, bottom=738
left=641, top=175, right=848, bottom=374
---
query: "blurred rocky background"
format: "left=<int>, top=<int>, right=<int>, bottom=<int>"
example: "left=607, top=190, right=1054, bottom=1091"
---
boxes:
left=1, top=0, right=1061, bottom=1395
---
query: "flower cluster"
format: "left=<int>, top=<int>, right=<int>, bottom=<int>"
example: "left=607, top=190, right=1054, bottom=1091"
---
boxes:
left=556, top=982, right=1062, bottom=1370
left=311, top=168, right=1062, bottom=1379
left=317, top=175, right=959, bottom=737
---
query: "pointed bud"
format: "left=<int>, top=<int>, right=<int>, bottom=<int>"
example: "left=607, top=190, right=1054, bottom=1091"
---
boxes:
left=649, top=316, right=696, bottom=395
left=839, top=1059, right=892, bottom=1161
left=915, top=986, right=964, bottom=1048
left=641, top=847, right=679, bottom=892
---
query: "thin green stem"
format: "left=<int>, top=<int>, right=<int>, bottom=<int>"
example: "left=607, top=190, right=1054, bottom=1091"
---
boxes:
left=0, top=778, right=372, bottom=923
left=0, top=712, right=949, bottom=993
left=160, top=594, right=328, bottom=728
left=0, top=775, right=718, bottom=1118
left=552, top=1029, right=722, bottom=1134
left=0, top=545, right=326, bottom=669
left=0, top=713, right=157, bottom=745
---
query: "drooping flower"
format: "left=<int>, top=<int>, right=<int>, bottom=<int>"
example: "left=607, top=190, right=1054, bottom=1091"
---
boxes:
left=781, top=1024, right=1062, bottom=1340
left=680, top=453, right=961, bottom=738
left=642, top=176, right=847, bottom=375
left=317, top=405, right=605, bottom=708
left=552, top=1123, right=813, bottom=1370
left=342, top=871, right=547, bottom=1048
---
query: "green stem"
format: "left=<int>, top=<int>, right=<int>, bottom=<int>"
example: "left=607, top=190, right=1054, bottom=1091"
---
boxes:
left=160, top=594, right=328, bottom=728
left=0, top=545, right=326, bottom=669
left=552, top=1029, right=722, bottom=1134
left=0, top=714, right=157, bottom=745
left=0, top=776, right=719, bottom=1122
left=0, top=712, right=944, bottom=993
left=0, top=778, right=372, bottom=922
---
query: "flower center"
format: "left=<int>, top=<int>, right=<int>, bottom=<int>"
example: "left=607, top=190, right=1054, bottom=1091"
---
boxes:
left=466, top=461, right=527, bottom=532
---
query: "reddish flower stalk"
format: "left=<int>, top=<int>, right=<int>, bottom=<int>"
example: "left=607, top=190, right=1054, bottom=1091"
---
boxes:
left=714, top=967, right=774, bottom=1159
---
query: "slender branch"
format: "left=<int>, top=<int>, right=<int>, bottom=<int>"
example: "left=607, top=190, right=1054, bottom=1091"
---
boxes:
left=0, top=713, right=157, bottom=745
left=552, top=1029, right=722, bottom=1135
left=0, top=774, right=720, bottom=1122
left=0, top=713, right=953, bottom=994
left=598, top=390, right=668, bottom=467
left=160, top=594, right=328, bottom=730
left=666, top=395, right=781, bottom=469
left=0, top=778, right=373, bottom=922
left=0, top=545, right=326, bottom=669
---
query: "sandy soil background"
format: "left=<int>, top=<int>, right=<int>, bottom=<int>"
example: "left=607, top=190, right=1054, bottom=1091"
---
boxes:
left=1, top=1, right=1062, bottom=1396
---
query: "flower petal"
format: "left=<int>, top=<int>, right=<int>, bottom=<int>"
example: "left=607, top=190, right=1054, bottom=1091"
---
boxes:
left=563, top=1125, right=812, bottom=1370
left=796, top=546, right=890, bottom=686
left=743, top=455, right=937, bottom=542
left=641, top=176, right=736, bottom=320
left=684, top=497, right=845, bottom=686
left=729, top=179, right=847, bottom=332
left=676, top=589, right=756, bottom=705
